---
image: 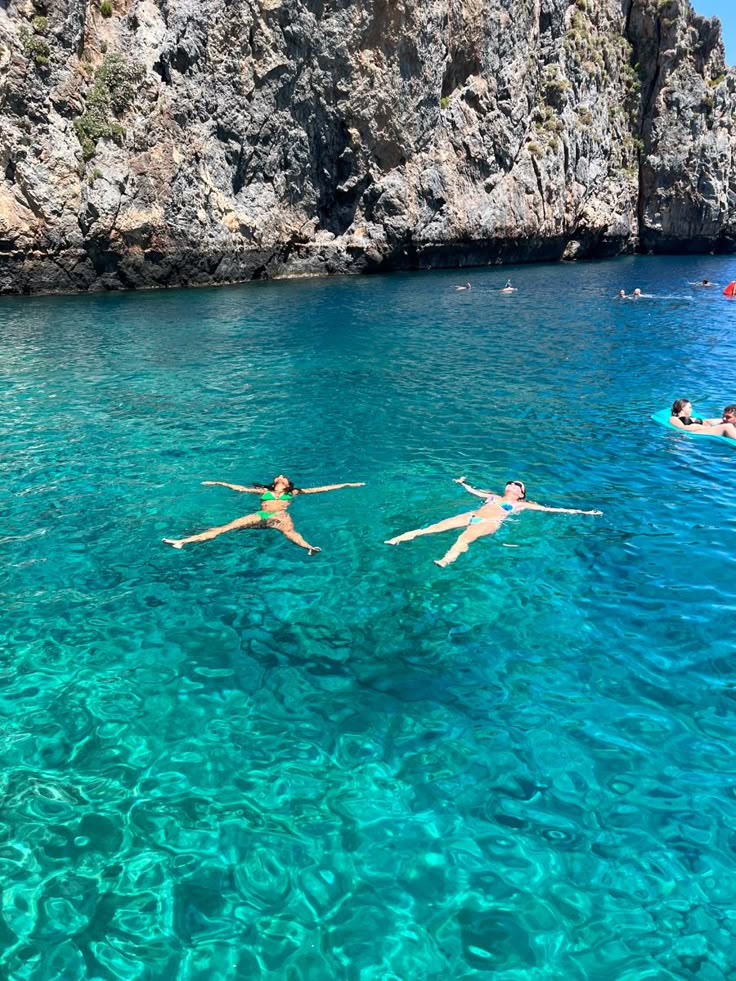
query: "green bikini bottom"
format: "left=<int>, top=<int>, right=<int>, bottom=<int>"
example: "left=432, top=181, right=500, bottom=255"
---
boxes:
left=258, top=511, right=285, bottom=522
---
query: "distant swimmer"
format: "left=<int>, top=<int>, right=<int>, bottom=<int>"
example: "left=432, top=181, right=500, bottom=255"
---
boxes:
left=615, top=289, right=627, bottom=299
left=689, top=278, right=719, bottom=287
left=384, top=476, right=601, bottom=568
left=455, top=282, right=471, bottom=291
left=162, top=473, right=365, bottom=554
left=500, top=279, right=517, bottom=293
left=632, top=288, right=642, bottom=299
left=669, top=399, right=736, bottom=439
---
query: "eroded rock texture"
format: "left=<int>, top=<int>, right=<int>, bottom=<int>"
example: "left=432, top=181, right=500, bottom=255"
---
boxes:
left=0, top=0, right=733, bottom=292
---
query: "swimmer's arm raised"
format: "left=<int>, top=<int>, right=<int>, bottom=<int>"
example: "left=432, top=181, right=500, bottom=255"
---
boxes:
left=453, top=476, right=492, bottom=498
left=201, top=481, right=261, bottom=493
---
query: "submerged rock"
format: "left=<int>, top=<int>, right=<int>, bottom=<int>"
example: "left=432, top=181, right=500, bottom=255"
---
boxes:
left=0, top=0, right=734, bottom=293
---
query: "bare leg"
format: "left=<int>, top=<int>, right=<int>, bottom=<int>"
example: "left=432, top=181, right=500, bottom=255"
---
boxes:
left=385, top=514, right=470, bottom=545
left=274, top=517, right=321, bottom=555
left=434, top=521, right=502, bottom=567
left=163, top=514, right=262, bottom=548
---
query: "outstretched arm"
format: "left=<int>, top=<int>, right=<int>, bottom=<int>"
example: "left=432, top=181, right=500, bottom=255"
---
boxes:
left=299, top=482, right=366, bottom=495
left=201, top=481, right=261, bottom=493
left=523, top=501, right=602, bottom=515
left=453, top=476, right=492, bottom=499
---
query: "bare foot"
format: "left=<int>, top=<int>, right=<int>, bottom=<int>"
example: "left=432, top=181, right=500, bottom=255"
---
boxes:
left=163, top=538, right=184, bottom=549
left=307, top=546, right=321, bottom=556
left=434, top=558, right=449, bottom=567
left=384, top=538, right=401, bottom=545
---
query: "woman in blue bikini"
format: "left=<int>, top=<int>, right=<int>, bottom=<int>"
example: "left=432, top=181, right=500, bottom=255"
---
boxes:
left=163, top=474, right=365, bottom=554
left=385, top=477, right=601, bottom=567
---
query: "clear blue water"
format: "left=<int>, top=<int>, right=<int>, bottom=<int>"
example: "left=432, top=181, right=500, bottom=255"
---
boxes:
left=3, top=255, right=736, bottom=979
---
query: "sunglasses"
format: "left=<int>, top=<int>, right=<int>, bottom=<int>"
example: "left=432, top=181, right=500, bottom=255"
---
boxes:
left=507, top=481, right=526, bottom=495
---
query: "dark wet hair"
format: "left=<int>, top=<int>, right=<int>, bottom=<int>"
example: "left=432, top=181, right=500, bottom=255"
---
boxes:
left=671, top=398, right=691, bottom=416
left=724, top=404, right=736, bottom=416
left=252, top=477, right=300, bottom=494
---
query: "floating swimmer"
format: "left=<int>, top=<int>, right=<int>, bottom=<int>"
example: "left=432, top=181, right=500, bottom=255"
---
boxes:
left=500, top=279, right=517, bottom=293
left=455, top=282, right=472, bottom=291
left=163, top=474, right=365, bottom=554
left=689, top=278, right=719, bottom=287
left=384, top=476, right=601, bottom=568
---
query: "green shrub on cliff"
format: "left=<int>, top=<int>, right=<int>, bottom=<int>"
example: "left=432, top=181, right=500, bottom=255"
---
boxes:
left=20, top=13, right=50, bottom=68
left=20, top=30, right=50, bottom=66
left=74, top=54, right=145, bottom=159
left=97, top=54, right=145, bottom=113
left=74, top=106, right=125, bottom=160
left=100, top=0, right=113, bottom=16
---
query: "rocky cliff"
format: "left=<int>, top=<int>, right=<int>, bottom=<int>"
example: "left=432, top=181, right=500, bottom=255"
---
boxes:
left=0, top=0, right=733, bottom=293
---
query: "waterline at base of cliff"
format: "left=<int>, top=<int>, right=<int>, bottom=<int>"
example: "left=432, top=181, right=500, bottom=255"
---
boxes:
left=1, top=0, right=735, bottom=295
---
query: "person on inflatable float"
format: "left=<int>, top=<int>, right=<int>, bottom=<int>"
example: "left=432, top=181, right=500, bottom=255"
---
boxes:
left=702, top=404, right=736, bottom=426
left=669, top=399, right=736, bottom=439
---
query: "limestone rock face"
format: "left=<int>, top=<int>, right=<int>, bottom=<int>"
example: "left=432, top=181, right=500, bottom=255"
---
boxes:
left=0, top=0, right=733, bottom=292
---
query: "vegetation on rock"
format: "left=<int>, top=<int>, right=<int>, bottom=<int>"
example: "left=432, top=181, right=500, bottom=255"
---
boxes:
left=73, top=54, right=145, bottom=160
left=19, top=14, right=50, bottom=68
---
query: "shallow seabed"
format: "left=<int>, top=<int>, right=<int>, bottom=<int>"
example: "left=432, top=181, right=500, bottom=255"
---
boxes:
left=3, top=255, right=736, bottom=979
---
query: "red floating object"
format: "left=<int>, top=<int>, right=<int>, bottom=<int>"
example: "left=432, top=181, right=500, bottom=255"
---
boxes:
left=723, top=281, right=736, bottom=297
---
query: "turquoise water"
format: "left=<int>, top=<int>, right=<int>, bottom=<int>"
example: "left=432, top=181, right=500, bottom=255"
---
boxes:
left=3, top=255, right=736, bottom=979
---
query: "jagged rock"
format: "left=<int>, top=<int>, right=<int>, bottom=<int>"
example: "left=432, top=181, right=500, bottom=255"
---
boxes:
left=0, top=0, right=734, bottom=293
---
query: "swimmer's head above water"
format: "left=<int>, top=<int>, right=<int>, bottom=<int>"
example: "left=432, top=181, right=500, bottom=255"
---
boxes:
left=254, top=474, right=298, bottom=494
left=671, top=398, right=692, bottom=417
left=505, top=479, right=526, bottom=500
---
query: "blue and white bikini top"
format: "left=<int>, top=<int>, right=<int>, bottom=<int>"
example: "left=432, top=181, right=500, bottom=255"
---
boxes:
left=485, top=495, right=515, bottom=512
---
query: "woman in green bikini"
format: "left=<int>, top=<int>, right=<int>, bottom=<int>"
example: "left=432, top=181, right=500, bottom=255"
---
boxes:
left=163, top=474, right=365, bottom=554
left=385, top=476, right=601, bottom=567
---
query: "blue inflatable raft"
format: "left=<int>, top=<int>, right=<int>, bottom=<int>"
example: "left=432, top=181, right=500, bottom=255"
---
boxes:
left=651, top=408, right=736, bottom=447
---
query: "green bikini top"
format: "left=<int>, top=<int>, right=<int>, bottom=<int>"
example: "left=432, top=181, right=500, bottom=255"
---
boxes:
left=261, top=490, right=293, bottom=501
